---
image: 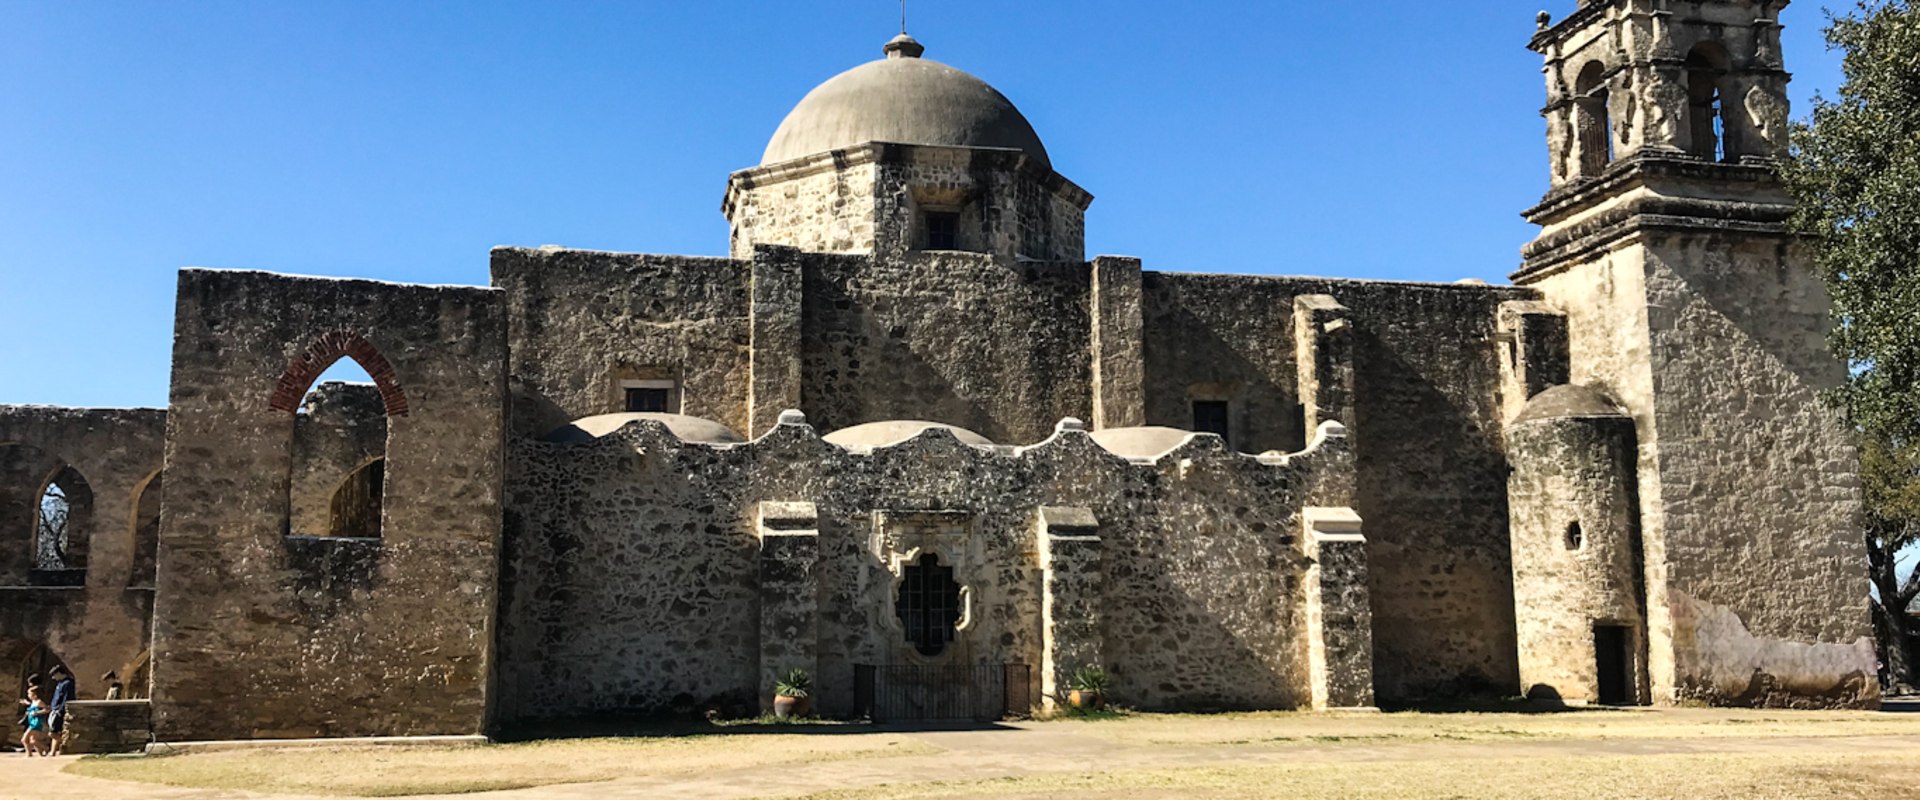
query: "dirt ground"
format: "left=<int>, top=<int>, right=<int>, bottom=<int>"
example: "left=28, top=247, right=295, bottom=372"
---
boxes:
left=16, top=706, right=1920, bottom=799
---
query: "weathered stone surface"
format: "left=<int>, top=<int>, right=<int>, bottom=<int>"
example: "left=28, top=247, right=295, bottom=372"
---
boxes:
left=60, top=699, right=151, bottom=753
left=153, top=269, right=507, bottom=741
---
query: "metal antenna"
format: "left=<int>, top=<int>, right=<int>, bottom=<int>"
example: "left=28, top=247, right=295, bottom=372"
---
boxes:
left=901, top=0, right=908, bottom=34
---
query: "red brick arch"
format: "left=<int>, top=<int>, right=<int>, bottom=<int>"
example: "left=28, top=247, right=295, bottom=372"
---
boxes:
left=267, top=331, right=410, bottom=416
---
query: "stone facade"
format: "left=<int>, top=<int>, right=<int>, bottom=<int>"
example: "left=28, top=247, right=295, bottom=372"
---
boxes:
left=0, top=2, right=1879, bottom=745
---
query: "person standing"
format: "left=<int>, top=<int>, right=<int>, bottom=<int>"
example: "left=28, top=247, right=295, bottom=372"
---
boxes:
left=45, top=665, right=74, bottom=756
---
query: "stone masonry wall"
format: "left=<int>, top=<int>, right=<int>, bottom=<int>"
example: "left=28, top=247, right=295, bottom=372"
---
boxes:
left=495, top=416, right=1355, bottom=724
left=492, top=247, right=754, bottom=439
left=154, top=269, right=507, bottom=741
left=288, top=383, right=387, bottom=537
left=1142, top=273, right=1536, bottom=702
left=0, top=406, right=164, bottom=717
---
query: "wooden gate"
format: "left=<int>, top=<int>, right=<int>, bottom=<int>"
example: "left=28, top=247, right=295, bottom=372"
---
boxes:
left=855, top=663, right=1030, bottom=723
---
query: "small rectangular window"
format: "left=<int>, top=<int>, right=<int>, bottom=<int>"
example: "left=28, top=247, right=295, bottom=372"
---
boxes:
left=624, top=387, right=671, bottom=413
left=924, top=211, right=960, bottom=250
left=1192, top=400, right=1231, bottom=446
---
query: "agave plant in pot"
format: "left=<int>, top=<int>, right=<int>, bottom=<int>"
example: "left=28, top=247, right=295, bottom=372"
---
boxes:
left=773, top=667, right=813, bottom=719
left=1067, top=665, right=1109, bottom=710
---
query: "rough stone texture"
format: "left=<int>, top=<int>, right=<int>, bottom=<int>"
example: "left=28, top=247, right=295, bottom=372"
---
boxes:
left=1507, top=388, right=1646, bottom=704
left=495, top=416, right=1356, bottom=723
left=1302, top=506, right=1375, bottom=710
left=1090, top=257, right=1146, bottom=430
left=154, top=269, right=507, bottom=741
left=1145, top=274, right=1533, bottom=701
left=59, top=700, right=151, bottom=753
left=755, top=501, right=821, bottom=713
left=287, top=383, right=387, bottom=537
left=1037, top=506, right=1103, bottom=710
left=492, top=247, right=753, bottom=439
left=0, top=406, right=164, bottom=715
left=1520, top=1, right=1874, bottom=710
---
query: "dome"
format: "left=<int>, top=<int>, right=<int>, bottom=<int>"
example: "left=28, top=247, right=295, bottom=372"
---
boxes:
left=761, top=35, right=1051, bottom=169
left=822, top=420, right=995, bottom=450
left=1513, top=385, right=1629, bottom=425
left=541, top=413, right=745, bottom=444
left=1089, top=426, right=1199, bottom=460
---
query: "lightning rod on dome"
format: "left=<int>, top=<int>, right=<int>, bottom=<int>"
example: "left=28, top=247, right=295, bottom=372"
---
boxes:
left=900, top=0, right=908, bottom=35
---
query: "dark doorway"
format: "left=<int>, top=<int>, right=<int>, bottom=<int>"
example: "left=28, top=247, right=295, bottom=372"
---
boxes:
left=1594, top=624, right=1632, bottom=705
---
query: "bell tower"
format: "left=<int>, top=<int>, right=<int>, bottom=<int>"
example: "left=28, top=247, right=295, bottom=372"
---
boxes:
left=1513, top=1, right=1877, bottom=709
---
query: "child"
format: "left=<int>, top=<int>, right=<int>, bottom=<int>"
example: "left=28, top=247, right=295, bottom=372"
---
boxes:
left=19, top=686, right=50, bottom=756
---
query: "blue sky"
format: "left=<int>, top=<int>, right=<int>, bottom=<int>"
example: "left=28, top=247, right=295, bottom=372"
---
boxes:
left=0, top=1, right=1851, bottom=408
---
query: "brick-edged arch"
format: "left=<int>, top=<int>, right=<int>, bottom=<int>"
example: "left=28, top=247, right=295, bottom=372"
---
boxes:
left=267, top=331, right=410, bottom=416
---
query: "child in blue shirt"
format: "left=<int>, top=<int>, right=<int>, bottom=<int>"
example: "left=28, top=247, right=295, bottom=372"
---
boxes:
left=18, top=686, right=50, bottom=756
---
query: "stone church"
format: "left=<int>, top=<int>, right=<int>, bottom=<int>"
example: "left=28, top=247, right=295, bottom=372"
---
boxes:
left=0, top=0, right=1878, bottom=747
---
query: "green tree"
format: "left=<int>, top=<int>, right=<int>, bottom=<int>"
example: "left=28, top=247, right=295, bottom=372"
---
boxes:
left=1780, top=0, right=1920, bottom=690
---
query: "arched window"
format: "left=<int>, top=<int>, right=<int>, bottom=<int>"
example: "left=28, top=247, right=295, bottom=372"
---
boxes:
left=328, top=458, right=384, bottom=539
left=35, top=465, right=92, bottom=573
left=1686, top=43, right=1732, bottom=162
left=896, top=554, right=962, bottom=657
left=1574, top=61, right=1613, bottom=177
left=129, top=471, right=161, bottom=588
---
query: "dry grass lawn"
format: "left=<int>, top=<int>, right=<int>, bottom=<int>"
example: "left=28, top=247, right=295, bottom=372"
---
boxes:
left=60, top=707, right=1920, bottom=798
left=65, top=733, right=936, bottom=797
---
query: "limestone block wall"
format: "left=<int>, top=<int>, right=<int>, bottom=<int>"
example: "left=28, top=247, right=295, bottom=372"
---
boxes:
left=798, top=251, right=1094, bottom=444
left=1142, top=273, right=1537, bottom=702
left=0, top=406, right=165, bottom=709
left=154, top=269, right=508, bottom=741
left=287, top=383, right=387, bottom=537
left=492, top=247, right=753, bottom=438
left=726, top=156, right=882, bottom=258
left=495, top=415, right=1357, bottom=724
left=1507, top=398, right=1646, bottom=704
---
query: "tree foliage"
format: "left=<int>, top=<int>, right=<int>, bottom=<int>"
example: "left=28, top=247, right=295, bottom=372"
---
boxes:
left=1781, top=0, right=1920, bottom=688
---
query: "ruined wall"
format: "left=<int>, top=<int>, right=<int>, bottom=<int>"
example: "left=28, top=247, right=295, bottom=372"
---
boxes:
left=154, top=269, right=507, bottom=741
left=492, top=247, right=753, bottom=439
left=287, top=383, right=387, bottom=537
left=0, top=406, right=165, bottom=712
left=1143, top=273, right=1535, bottom=701
left=799, top=251, right=1093, bottom=444
left=495, top=416, right=1355, bottom=724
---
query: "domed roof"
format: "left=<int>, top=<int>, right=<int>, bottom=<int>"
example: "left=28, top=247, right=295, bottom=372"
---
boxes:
left=822, top=420, right=995, bottom=450
left=1088, top=426, right=1200, bottom=460
left=541, top=413, right=745, bottom=444
left=1513, top=385, right=1629, bottom=425
left=761, top=35, right=1051, bottom=169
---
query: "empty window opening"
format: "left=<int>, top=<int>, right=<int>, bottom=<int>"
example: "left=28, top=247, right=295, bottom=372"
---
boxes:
left=1192, top=400, right=1232, bottom=447
left=129, top=471, right=161, bottom=588
left=896, top=554, right=962, bottom=657
left=1564, top=521, right=1584, bottom=551
left=1574, top=61, right=1613, bottom=176
left=35, top=465, right=92, bottom=572
left=328, top=459, right=384, bottom=539
left=1594, top=624, right=1633, bottom=705
left=923, top=211, right=960, bottom=251
left=620, top=379, right=680, bottom=414
left=1687, top=44, right=1732, bottom=162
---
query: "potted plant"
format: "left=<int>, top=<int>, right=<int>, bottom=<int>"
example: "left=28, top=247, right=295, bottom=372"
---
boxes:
left=1068, top=665, right=1109, bottom=710
left=773, top=667, right=812, bottom=719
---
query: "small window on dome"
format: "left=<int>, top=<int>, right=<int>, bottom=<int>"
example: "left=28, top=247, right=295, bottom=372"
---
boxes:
left=924, top=211, right=960, bottom=251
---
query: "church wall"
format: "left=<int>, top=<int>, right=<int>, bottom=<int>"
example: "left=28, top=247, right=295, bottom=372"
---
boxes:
left=797, top=251, right=1093, bottom=444
left=495, top=417, right=1356, bottom=724
left=1638, top=232, right=1874, bottom=707
left=1141, top=273, right=1533, bottom=702
left=287, top=383, right=387, bottom=537
left=153, top=269, right=507, bottom=741
left=727, top=160, right=881, bottom=259
left=0, top=406, right=164, bottom=725
left=491, top=247, right=755, bottom=438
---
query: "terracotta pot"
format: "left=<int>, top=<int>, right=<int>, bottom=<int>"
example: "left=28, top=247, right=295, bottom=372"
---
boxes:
left=773, top=694, right=810, bottom=719
left=1068, top=689, right=1103, bottom=710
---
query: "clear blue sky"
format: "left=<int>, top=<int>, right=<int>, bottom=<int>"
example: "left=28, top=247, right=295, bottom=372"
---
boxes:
left=0, top=1, right=1851, bottom=408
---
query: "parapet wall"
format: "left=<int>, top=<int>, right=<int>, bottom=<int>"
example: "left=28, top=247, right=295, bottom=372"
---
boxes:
left=495, top=414, right=1362, bottom=724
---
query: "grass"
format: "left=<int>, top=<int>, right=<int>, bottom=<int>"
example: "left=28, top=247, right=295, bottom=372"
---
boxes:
left=59, top=707, right=1920, bottom=798
left=65, top=733, right=938, bottom=797
left=787, top=751, right=1920, bottom=799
